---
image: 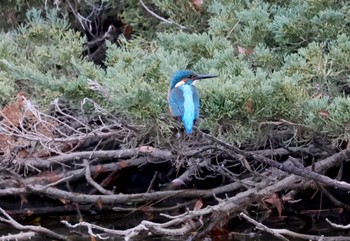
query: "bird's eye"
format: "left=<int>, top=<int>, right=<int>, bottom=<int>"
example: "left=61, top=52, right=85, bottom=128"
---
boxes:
left=189, top=74, right=196, bottom=78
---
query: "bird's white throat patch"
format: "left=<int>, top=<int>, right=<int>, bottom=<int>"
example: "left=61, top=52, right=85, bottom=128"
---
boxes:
left=175, top=80, right=185, bottom=88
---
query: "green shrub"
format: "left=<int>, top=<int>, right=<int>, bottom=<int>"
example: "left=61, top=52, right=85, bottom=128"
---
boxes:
left=1, top=0, right=350, bottom=145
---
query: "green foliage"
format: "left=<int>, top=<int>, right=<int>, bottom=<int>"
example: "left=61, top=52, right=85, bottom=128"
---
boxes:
left=208, top=0, right=271, bottom=47
left=269, top=0, right=349, bottom=50
left=102, top=0, right=350, bottom=144
left=1, top=0, right=350, bottom=145
left=117, top=0, right=211, bottom=40
left=0, top=0, right=45, bottom=30
left=0, top=8, right=97, bottom=103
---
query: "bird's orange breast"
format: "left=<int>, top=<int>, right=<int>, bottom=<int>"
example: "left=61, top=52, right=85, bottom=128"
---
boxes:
left=167, top=87, right=172, bottom=115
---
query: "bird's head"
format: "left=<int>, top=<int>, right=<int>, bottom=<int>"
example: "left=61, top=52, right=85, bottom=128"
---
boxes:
left=169, top=70, right=218, bottom=89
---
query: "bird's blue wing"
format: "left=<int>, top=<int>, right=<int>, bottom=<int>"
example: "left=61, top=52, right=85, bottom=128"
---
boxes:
left=168, top=87, right=184, bottom=118
left=191, top=85, right=200, bottom=120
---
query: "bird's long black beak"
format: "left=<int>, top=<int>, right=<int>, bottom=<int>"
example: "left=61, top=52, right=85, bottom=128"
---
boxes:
left=196, top=74, right=218, bottom=80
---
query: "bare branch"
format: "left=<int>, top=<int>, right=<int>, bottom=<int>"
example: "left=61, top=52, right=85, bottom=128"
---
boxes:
left=84, top=159, right=113, bottom=195
left=139, top=0, right=186, bottom=29
left=326, top=218, right=350, bottom=230
left=0, top=231, right=35, bottom=241
left=0, top=207, right=66, bottom=240
left=241, top=213, right=350, bottom=241
left=239, top=212, right=289, bottom=241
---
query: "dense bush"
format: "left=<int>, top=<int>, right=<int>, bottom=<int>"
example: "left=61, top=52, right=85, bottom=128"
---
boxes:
left=1, top=0, right=350, bottom=145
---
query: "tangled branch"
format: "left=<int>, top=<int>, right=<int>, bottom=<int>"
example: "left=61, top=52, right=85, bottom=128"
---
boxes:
left=0, top=97, right=349, bottom=241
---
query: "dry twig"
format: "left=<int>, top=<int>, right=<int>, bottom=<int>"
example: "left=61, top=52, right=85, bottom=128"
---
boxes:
left=0, top=207, right=66, bottom=240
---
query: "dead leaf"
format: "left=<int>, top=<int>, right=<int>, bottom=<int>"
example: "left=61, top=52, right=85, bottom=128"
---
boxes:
left=192, top=0, right=203, bottom=8
left=0, top=92, right=27, bottom=127
left=276, top=199, right=283, bottom=217
left=264, top=193, right=283, bottom=217
left=97, top=197, right=103, bottom=210
left=138, top=146, right=154, bottom=153
left=0, top=92, right=59, bottom=156
left=20, top=195, right=28, bottom=207
left=211, top=218, right=230, bottom=237
left=17, top=150, right=30, bottom=159
left=61, top=141, right=78, bottom=152
left=25, top=209, right=34, bottom=216
left=36, top=149, right=52, bottom=158
left=318, top=110, right=329, bottom=118
left=194, top=199, right=203, bottom=211
left=244, top=99, right=254, bottom=114
left=118, top=160, right=129, bottom=168
left=237, top=45, right=254, bottom=56
left=281, top=192, right=294, bottom=203
left=93, top=164, right=105, bottom=179
left=47, top=174, right=62, bottom=183
left=123, top=25, right=133, bottom=39
left=142, top=208, right=155, bottom=219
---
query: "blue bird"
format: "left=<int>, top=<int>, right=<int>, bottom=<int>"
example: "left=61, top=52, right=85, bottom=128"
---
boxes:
left=168, top=70, right=218, bottom=134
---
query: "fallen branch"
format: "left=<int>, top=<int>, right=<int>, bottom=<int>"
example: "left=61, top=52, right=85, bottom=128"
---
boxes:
left=0, top=207, right=66, bottom=240
left=201, top=130, right=350, bottom=191
left=239, top=212, right=289, bottom=241
left=241, top=213, right=350, bottom=241
left=0, top=231, right=36, bottom=241
left=23, top=147, right=173, bottom=169
left=326, top=218, right=350, bottom=230
left=62, top=215, right=199, bottom=241
left=83, top=159, right=113, bottom=195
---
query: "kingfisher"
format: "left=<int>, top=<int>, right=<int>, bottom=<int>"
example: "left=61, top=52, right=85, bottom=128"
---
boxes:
left=168, top=70, right=218, bottom=134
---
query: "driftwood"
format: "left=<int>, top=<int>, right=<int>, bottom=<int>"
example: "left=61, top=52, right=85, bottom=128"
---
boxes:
left=0, top=96, right=349, bottom=241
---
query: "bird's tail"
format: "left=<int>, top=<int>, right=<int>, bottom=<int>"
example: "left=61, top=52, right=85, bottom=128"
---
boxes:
left=184, top=124, right=193, bottom=134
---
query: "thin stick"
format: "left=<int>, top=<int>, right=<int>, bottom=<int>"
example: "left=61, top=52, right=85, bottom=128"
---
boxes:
left=239, top=213, right=289, bottom=241
left=139, top=0, right=186, bottom=29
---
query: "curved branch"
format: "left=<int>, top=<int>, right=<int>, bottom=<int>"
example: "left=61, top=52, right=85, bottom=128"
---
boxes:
left=0, top=207, right=66, bottom=240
